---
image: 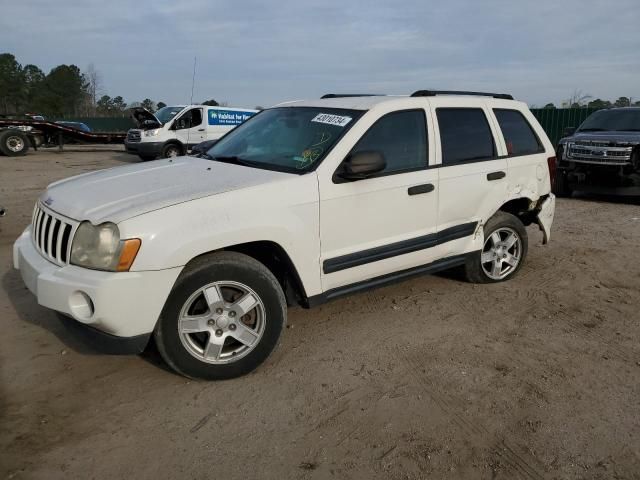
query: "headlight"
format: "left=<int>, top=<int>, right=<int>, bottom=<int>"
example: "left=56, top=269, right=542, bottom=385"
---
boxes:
left=144, top=128, right=160, bottom=137
left=70, top=221, right=141, bottom=271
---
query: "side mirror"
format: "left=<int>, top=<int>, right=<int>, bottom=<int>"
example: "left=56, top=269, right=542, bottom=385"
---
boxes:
left=337, top=151, right=386, bottom=181
left=563, top=127, right=576, bottom=137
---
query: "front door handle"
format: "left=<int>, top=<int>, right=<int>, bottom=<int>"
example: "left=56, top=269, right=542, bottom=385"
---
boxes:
left=487, top=171, right=506, bottom=181
left=408, top=183, right=435, bottom=195
left=197, top=128, right=205, bottom=132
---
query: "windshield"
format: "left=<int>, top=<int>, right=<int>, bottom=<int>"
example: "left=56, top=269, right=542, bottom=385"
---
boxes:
left=154, top=106, right=183, bottom=124
left=579, top=109, right=640, bottom=132
left=206, top=107, right=363, bottom=172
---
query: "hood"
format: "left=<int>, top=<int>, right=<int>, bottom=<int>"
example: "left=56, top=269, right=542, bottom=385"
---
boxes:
left=41, top=157, right=291, bottom=224
left=560, top=130, right=640, bottom=146
left=130, top=107, right=162, bottom=129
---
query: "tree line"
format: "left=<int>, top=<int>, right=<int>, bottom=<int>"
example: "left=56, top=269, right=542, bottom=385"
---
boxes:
left=0, top=53, right=227, bottom=118
left=541, top=89, right=640, bottom=109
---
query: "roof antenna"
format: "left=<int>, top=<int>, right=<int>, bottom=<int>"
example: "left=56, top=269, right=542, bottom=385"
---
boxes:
left=186, top=56, right=197, bottom=153
left=190, top=56, right=197, bottom=105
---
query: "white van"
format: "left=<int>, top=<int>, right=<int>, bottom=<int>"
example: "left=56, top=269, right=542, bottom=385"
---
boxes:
left=125, top=105, right=258, bottom=160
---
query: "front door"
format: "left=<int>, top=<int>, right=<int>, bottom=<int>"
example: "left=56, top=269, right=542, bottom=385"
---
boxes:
left=319, top=108, right=439, bottom=291
left=173, top=107, right=205, bottom=148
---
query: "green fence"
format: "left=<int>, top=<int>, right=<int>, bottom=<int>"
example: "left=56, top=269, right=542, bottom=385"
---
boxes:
left=53, top=117, right=135, bottom=132
left=530, top=108, right=599, bottom=146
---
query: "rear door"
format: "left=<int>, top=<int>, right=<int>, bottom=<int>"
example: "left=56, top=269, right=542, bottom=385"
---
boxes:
left=489, top=107, right=549, bottom=200
left=431, top=99, right=508, bottom=256
left=318, top=107, right=439, bottom=291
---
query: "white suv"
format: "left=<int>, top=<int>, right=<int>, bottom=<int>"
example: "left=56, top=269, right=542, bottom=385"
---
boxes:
left=13, top=91, right=556, bottom=380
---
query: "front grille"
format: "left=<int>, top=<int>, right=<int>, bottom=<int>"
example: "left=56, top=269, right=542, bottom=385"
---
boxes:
left=567, top=142, right=633, bottom=166
left=31, top=203, right=77, bottom=265
left=574, top=140, right=611, bottom=148
left=127, top=129, right=141, bottom=143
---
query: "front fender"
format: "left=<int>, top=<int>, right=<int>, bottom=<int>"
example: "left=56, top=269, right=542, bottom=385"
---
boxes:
left=117, top=174, right=323, bottom=296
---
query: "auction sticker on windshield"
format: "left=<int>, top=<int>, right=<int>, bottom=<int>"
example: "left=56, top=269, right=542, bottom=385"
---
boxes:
left=311, top=113, right=352, bottom=127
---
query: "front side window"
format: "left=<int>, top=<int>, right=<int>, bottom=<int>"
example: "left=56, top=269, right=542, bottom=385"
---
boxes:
left=494, top=109, right=542, bottom=155
left=347, top=110, right=428, bottom=174
left=174, top=108, right=202, bottom=130
left=207, top=107, right=363, bottom=172
left=437, top=108, right=495, bottom=165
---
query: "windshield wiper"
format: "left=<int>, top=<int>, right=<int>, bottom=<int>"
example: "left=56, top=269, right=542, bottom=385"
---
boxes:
left=210, top=155, right=257, bottom=167
left=578, top=128, right=608, bottom=132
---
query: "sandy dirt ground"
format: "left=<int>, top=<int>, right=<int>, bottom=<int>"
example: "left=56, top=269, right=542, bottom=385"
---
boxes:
left=1, top=147, right=639, bottom=480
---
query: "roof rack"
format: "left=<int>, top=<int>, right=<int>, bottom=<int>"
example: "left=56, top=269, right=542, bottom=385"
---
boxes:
left=410, top=90, right=514, bottom=100
left=320, top=94, right=382, bottom=99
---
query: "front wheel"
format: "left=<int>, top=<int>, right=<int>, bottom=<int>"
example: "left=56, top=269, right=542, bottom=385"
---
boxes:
left=154, top=252, right=287, bottom=380
left=465, top=211, right=528, bottom=283
left=161, top=143, right=182, bottom=158
left=554, top=170, right=573, bottom=197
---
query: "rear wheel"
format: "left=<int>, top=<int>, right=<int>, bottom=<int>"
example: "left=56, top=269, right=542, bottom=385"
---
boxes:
left=465, top=211, right=528, bottom=283
left=161, top=143, right=182, bottom=158
left=154, top=252, right=287, bottom=380
left=0, top=130, right=30, bottom=156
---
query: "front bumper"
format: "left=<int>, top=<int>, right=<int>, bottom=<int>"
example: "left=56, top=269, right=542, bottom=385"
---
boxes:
left=125, top=140, right=163, bottom=157
left=13, top=228, right=182, bottom=346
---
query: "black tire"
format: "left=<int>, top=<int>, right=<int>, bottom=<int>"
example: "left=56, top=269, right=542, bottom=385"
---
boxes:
left=161, top=143, right=183, bottom=158
left=464, top=211, right=528, bottom=283
left=554, top=170, right=573, bottom=197
left=138, top=154, right=157, bottom=161
left=0, top=130, right=30, bottom=156
left=154, top=251, right=287, bottom=380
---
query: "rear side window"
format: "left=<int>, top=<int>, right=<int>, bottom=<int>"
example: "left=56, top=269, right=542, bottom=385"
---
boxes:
left=493, top=109, right=542, bottom=156
left=350, top=110, right=427, bottom=174
left=436, top=108, right=495, bottom=165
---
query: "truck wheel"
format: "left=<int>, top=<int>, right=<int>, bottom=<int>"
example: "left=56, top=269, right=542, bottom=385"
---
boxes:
left=464, top=211, right=528, bottom=283
left=161, top=143, right=182, bottom=158
left=554, top=170, right=573, bottom=197
left=0, top=130, right=30, bottom=156
left=154, top=252, right=287, bottom=380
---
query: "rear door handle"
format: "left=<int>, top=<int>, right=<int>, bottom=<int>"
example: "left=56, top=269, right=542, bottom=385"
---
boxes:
left=408, top=183, right=435, bottom=195
left=487, top=171, right=506, bottom=181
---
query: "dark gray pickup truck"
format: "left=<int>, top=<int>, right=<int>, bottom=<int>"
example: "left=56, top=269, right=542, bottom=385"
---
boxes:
left=556, top=107, right=640, bottom=196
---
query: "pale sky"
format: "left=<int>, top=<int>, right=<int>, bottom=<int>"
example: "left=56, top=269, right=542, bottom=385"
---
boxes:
left=2, top=0, right=639, bottom=108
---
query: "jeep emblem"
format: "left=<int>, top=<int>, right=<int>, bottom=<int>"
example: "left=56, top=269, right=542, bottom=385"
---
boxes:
left=44, top=197, right=53, bottom=206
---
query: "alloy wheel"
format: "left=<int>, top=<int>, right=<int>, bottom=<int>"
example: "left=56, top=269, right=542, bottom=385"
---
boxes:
left=178, top=281, right=266, bottom=364
left=481, top=227, right=523, bottom=280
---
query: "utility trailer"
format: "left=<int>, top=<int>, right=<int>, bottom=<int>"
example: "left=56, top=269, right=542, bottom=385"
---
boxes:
left=0, top=118, right=126, bottom=156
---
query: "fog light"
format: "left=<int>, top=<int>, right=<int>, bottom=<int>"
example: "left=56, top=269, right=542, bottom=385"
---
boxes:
left=69, top=291, right=94, bottom=320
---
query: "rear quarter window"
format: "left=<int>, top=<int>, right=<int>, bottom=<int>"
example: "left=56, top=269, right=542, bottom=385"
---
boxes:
left=493, top=109, right=543, bottom=156
left=436, top=108, right=496, bottom=165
